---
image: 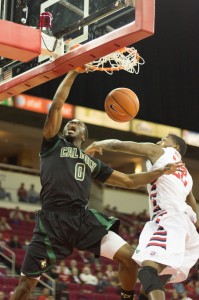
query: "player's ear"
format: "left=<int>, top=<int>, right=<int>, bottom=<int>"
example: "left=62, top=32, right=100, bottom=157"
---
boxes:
left=173, top=144, right=180, bottom=152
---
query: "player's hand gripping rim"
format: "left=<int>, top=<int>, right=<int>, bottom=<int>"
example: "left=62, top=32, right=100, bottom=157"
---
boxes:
left=74, top=64, right=91, bottom=73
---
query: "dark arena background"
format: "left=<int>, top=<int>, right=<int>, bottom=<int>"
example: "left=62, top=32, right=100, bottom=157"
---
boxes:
left=25, top=0, right=199, bottom=132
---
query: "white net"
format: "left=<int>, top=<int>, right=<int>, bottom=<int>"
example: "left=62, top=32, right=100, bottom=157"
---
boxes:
left=87, top=47, right=145, bottom=75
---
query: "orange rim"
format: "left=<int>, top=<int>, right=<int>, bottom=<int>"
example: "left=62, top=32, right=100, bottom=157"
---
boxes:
left=87, top=65, right=125, bottom=71
left=75, top=47, right=140, bottom=72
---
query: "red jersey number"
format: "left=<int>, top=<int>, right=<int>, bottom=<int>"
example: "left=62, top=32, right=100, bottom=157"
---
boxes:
left=173, top=165, right=188, bottom=187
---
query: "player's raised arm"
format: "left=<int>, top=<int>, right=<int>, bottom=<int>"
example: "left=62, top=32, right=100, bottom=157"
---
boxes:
left=43, top=70, right=79, bottom=140
left=105, top=162, right=184, bottom=189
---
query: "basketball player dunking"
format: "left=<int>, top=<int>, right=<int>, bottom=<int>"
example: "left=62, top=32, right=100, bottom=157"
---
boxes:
left=86, top=135, right=199, bottom=300
left=10, top=70, right=182, bottom=300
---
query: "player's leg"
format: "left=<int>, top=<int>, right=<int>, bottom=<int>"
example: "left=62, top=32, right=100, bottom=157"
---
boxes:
left=115, top=244, right=138, bottom=300
left=138, top=273, right=172, bottom=300
left=10, top=276, right=39, bottom=300
left=134, top=214, right=188, bottom=299
left=10, top=244, right=44, bottom=300
left=10, top=210, right=56, bottom=300
left=138, top=260, right=166, bottom=300
left=100, top=230, right=137, bottom=300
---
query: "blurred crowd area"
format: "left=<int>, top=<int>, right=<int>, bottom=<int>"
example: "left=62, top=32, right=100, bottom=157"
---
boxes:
left=0, top=181, right=40, bottom=204
left=0, top=206, right=199, bottom=300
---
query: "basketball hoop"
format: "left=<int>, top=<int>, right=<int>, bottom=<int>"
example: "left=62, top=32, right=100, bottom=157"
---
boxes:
left=75, top=46, right=145, bottom=75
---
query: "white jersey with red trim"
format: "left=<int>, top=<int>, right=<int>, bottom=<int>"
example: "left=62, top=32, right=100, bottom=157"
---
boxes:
left=146, top=147, right=195, bottom=222
left=133, top=147, right=199, bottom=283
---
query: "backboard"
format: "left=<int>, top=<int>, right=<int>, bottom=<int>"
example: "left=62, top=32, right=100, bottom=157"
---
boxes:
left=40, top=0, right=136, bottom=49
left=0, top=0, right=155, bottom=101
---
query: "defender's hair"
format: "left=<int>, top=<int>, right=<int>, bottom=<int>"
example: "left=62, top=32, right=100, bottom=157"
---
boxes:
left=168, top=134, right=187, bottom=156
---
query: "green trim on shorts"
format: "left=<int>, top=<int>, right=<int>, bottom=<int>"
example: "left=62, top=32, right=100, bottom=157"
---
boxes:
left=39, top=219, right=57, bottom=263
left=89, top=208, right=117, bottom=230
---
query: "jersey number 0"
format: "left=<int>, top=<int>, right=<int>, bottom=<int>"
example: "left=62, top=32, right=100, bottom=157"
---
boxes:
left=75, top=163, right=86, bottom=181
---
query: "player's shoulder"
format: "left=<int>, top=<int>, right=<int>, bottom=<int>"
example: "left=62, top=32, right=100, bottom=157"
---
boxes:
left=163, top=146, right=176, bottom=154
left=152, top=147, right=179, bottom=166
left=40, top=134, right=62, bottom=157
left=164, top=147, right=181, bottom=158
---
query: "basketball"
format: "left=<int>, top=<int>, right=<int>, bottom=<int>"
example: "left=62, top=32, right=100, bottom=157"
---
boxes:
left=104, top=88, right=139, bottom=122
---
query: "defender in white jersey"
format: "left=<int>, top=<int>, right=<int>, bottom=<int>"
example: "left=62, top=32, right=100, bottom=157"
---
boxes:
left=86, top=134, right=199, bottom=300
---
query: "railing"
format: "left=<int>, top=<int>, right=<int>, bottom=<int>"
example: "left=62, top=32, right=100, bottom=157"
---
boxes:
left=39, top=272, right=56, bottom=297
left=0, top=163, right=40, bottom=175
left=0, top=244, right=15, bottom=275
left=0, top=244, right=56, bottom=296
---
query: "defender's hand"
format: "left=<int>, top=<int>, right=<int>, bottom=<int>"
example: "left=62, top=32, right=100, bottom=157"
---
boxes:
left=85, top=144, right=103, bottom=156
left=163, top=162, right=185, bottom=175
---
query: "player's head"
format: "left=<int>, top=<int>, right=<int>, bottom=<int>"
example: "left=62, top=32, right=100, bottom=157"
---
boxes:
left=63, top=119, right=88, bottom=145
left=157, top=134, right=187, bottom=156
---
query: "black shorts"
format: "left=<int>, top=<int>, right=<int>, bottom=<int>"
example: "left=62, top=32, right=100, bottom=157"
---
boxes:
left=21, top=208, right=120, bottom=277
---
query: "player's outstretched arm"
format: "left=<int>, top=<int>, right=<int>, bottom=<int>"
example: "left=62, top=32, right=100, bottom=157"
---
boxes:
left=85, top=139, right=163, bottom=160
left=43, top=70, right=79, bottom=139
left=105, top=162, right=184, bottom=189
